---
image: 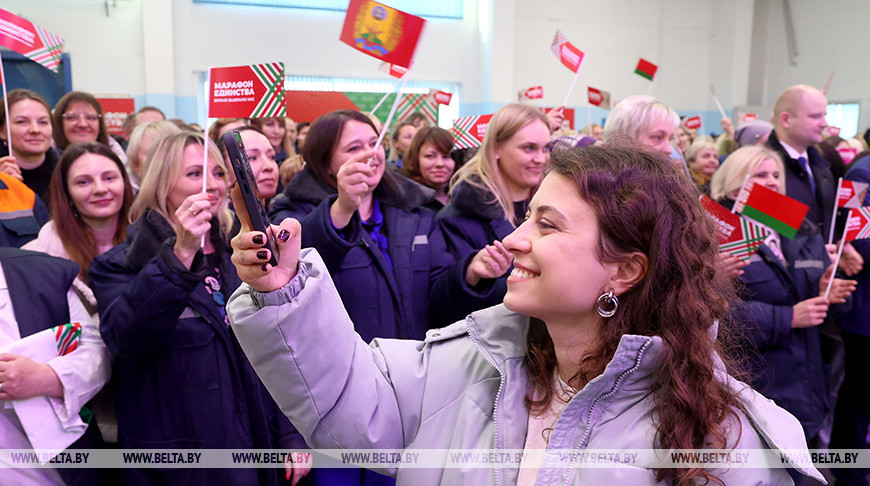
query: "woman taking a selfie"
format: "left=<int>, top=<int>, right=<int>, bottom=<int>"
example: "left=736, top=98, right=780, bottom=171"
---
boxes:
left=89, top=132, right=307, bottom=485
left=228, top=145, right=822, bottom=485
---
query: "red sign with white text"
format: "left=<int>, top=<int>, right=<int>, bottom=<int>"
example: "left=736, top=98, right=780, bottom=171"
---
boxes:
left=208, top=63, right=285, bottom=118
left=96, top=98, right=135, bottom=136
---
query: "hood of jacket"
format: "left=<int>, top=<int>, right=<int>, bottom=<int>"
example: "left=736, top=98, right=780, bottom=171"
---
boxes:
left=449, top=179, right=506, bottom=220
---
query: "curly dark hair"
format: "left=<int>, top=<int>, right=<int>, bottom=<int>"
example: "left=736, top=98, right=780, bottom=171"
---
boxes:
left=523, top=145, right=741, bottom=485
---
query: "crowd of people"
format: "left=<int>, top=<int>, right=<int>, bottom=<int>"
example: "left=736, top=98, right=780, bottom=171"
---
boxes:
left=0, top=82, right=867, bottom=486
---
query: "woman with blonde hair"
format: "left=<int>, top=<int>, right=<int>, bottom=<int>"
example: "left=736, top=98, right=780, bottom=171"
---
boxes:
left=711, top=146, right=856, bottom=462
left=89, top=132, right=305, bottom=485
left=685, top=138, right=719, bottom=194
left=603, top=95, right=680, bottom=155
left=435, top=103, right=550, bottom=324
left=124, top=120, right=181, bottom=190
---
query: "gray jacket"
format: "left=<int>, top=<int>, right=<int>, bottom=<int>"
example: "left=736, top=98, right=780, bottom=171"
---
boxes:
left=228, top=249, right=824, bottom=485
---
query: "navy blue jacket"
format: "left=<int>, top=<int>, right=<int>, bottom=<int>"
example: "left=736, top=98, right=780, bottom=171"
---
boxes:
left=270, top=168, right=489, bottom=340
left=727, top=211, right=849, bottom=438
left=841, top=155, right=870, bottom=338
left=89, top=210, right=300, bottom=485
left=766, top=130, right=838, bottom=241
left=435, top=180, right=517, bottom=324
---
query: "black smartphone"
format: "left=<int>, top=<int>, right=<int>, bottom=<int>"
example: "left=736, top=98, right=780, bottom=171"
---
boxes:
left=222, top=129, right=279, bottom=267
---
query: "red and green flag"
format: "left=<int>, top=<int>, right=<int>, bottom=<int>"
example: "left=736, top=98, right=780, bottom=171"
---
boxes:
left=634, top=58, right=658, bottom=81
left=208, top=62, right=285, bottom=118
left=837, top=179, right=869, bottom=208
left=700, top=195, right=770, bottom=260
left=340, top=0, right=426, bottom=69
left=55, top=322, right=82, bottom=356
left=733, top=180, right=809, bottom=239
left=845, top=207, right=870, bottom=241
left=0, top=8, right=64, bottom=72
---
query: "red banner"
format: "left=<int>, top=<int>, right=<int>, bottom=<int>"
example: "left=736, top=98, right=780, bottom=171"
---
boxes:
left=742, top=113, right=757, bottom=122
left=452, top=114, right=493, bottom=149
left=340, top=0, right=426, bottom=69
left=0, top=8, right=64, bottom=72
left=431, top=90, right=452, bottom=106
left=208, top=62, right=285, bottom=118
left=96, top=98, right=135, bottom=136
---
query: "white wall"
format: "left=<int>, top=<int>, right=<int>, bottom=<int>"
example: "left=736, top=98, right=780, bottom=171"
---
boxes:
left=6, top=0, right=870, bottom=133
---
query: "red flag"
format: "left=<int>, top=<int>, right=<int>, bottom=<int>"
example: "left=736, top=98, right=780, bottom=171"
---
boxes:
left=587, top=87, right=611, bottom=109
left=838, top=180, right=869, bottom=208
left=700, top=195, right=770, bottom=260
left=634, top=58, right=658, bottom=81
left=742, top=113, right=758, bottom=122
left=96, top=98, right=135, bottom=136
left=827, top=126, right=841, bottom=136
left=845, top=207, right=870, bottom=241
left=518, top=86, right=544, bottom=101
left=0, top=8, right=64, bottom=72
left=684, top=116, right=702, bottom=130
left=340, top=0, right=426, bottom=69
left=733, top=180, right=809, bottom=239
left=378, top=62, right=408, bottom=78
left=452, top=114, right=493, bottom=149
left=208, top=63, right=285, bottom=118
left=550, top=29, right=585, bottom=73
left=430, top=90, right=452, bottom=106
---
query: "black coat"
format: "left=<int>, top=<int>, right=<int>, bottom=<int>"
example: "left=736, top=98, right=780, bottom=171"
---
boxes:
left=89, top=210, right=300, bottom=485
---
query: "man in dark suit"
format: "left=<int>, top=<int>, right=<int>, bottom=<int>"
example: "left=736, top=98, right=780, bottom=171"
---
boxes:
left=766, top=84, right=863, bottom=275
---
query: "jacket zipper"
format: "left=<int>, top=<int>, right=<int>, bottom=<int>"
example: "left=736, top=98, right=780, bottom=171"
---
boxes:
left=563, top=338, right=654, bottom=486
left=467, top=316, right=506, bottom=486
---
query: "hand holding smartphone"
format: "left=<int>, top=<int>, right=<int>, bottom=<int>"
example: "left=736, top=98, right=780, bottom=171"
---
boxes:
left=222, top=129, right=279, bottom=267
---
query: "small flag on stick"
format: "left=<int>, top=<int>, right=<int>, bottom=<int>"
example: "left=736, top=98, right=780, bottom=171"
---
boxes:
left=379, top=62, right=408, bottom=78
left=430, top=90, right=452, bottom=106
left=551, top=29, right=585, bottom=73
left=518, top=86, right=544, bottom=101
left=838, top=179, right=869, bottom=208
left=0, top=8, right=64, bottom=72
left=587, top=87, right=611, bottom=109
left=684, top=116, right=702, bottom=130
left=208, top=62, right=286, bottom=118
left=634, top=58, right=658, bottom=81
left=845, top=207, right=870, bottom=242
left=340, top=0, right=426, bottom=69
left=700, top=195, right=770, bottom=260
left=733, top=180, right=809, bottom=239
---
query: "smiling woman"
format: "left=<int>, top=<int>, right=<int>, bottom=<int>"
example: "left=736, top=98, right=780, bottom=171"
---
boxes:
left=227, top=144, right=824, bottom=485
left=52, top=91, right=128, bottom=166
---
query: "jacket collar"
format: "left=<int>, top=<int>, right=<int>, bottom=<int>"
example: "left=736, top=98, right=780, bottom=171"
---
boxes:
left=450, top=179, right=505, bottom=220
left=125, top=209, right=228, bottom=272
left=285, top=168, right=435, bottom=212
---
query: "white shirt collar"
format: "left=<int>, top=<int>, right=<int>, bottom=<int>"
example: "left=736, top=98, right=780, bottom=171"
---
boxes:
left=779, top=139, right=809, bottom=161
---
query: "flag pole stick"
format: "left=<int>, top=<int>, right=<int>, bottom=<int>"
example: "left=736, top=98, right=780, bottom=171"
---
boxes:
left=561, top=68, right=581, bottom=108
left=0, top=52, right=11, bottom=152
left=646, top=76, right=655, bottom=96
left=824, top=236, right=846, bottom=299
left=371, top=69, right=410, bottom=166
left=370, top=75, right=404, bottom=116
left=828, top=178, right=843, bottom=245
left=586, top=106, right=591, bottom=134
left=201, top=67, right=212, bottom=248
left=711, top=83, right=727, bottom=119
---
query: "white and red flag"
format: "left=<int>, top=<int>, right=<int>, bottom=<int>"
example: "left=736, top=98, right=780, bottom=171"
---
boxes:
left=587, top=87, right=611, bottom=109
left=0, top=8, right=64, bottom=72
left=518, top=86, right=544, bottom=101
left=550, top=29, right=585, bottom=73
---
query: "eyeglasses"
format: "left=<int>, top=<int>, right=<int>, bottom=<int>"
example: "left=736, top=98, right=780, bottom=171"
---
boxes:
left=62, top=113, right=101, bottom=123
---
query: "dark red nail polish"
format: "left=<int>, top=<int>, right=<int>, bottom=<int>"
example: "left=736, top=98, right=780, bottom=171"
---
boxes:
left=261, top=264, right=268, bottom=272
left=257, top=250, right=268, bottom=260
left=252, top=234, right=264, bottom=245
left=277, top=229, right=290, bottom=242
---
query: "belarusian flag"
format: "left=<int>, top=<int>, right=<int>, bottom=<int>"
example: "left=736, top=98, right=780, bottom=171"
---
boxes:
left=733, top=180, right=809, bottom=239
left=551, top=29, right=585, bottom=73
left=845, top=207, right=870, bottom=241
left=838, top=179, right=869, bottom=208
left=0, top=8, right=64, bottom=72
left=635, top=58, right=658, bottom=81
left=700, top=195, right=769, bottom=260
